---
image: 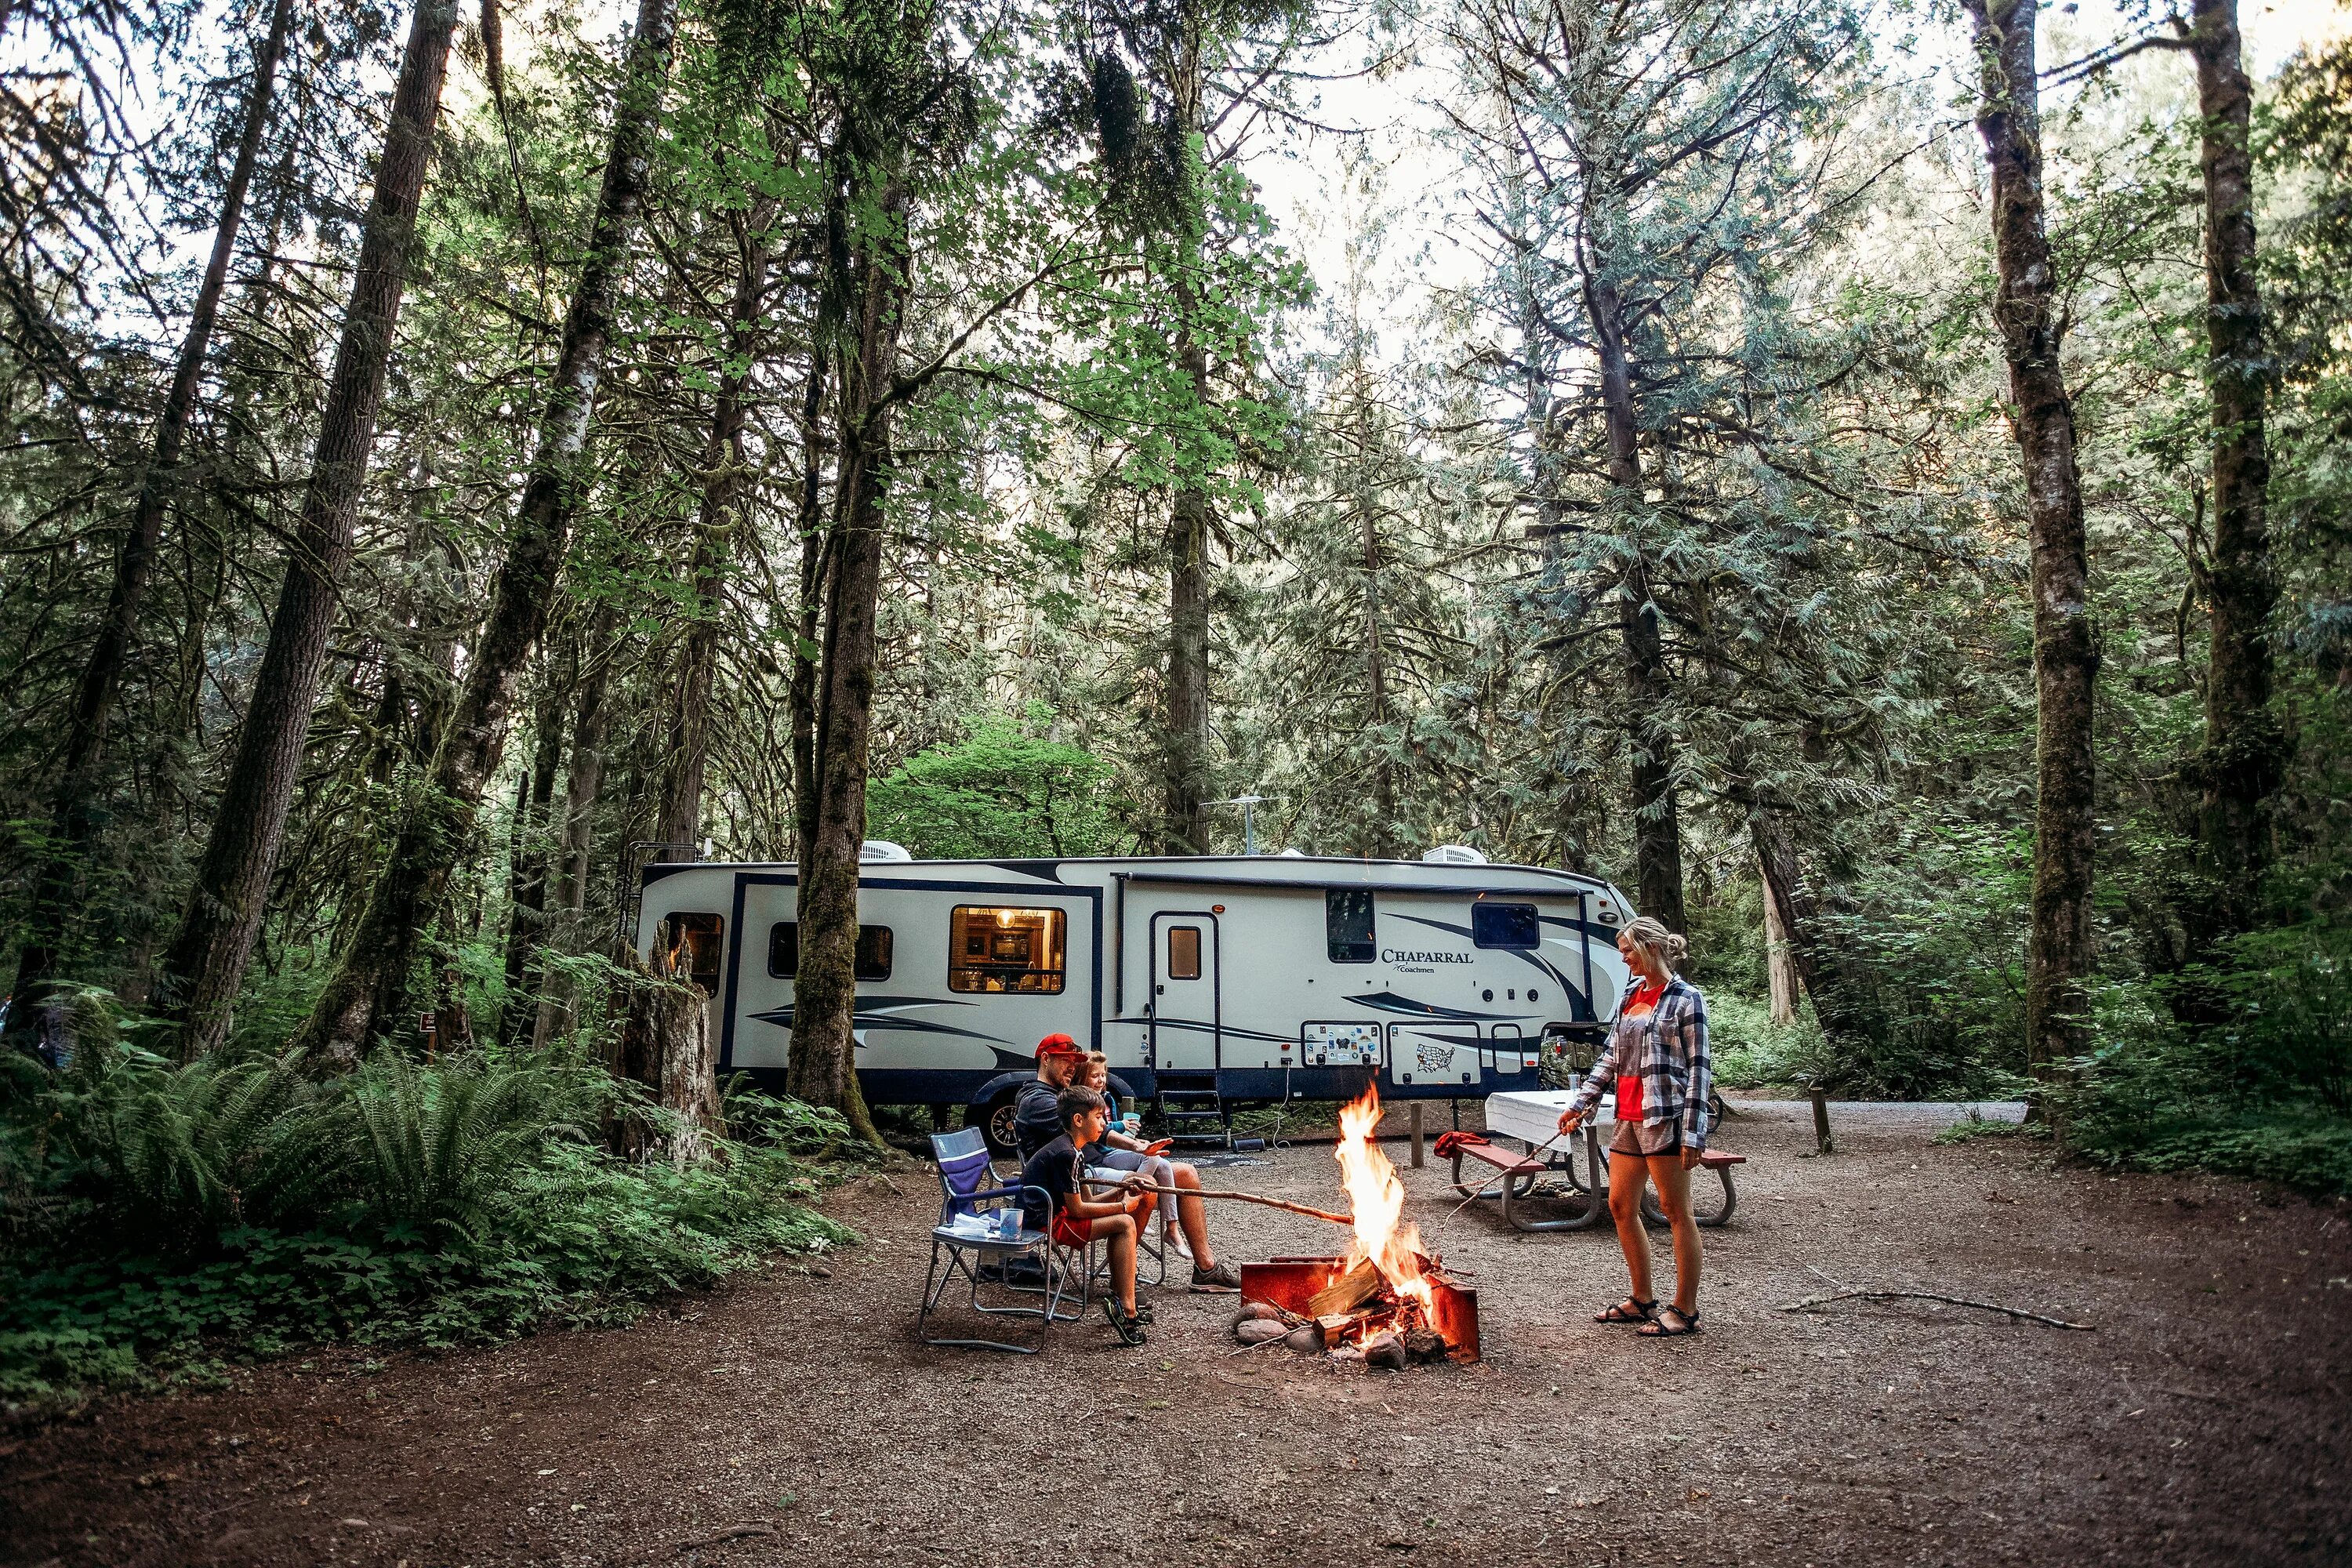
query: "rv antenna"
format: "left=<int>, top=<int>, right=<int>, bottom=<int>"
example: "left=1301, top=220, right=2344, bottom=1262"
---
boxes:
left=1206, top=794, right=1269, bottom=855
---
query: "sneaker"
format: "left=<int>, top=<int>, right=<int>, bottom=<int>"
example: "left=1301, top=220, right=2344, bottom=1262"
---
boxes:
left=1171, top=1232, right=1194, bottom=1262
left=1102, top=1297, right=1149, bottom=1346
left=1131, top=1297, right=1155, bottom=1324
left=1189, top=1260, right=1242, bottom=1293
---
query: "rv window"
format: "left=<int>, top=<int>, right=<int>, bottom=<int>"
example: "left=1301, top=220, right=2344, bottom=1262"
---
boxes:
left=659, top=913, right=725, bottom=993
left=766, top=923, right=893, bottom=981
left=1472, top=902, right=1541, bottom=949
left=948, top=906, right=1066, bottom=994
left=1326, top=889, right=1375, bottom=964
left=1167, top=925, right=1202, bottom=981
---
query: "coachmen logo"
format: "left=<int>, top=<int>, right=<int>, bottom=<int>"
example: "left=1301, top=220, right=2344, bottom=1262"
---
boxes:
left=1381, top=949, right=1475, bottom=965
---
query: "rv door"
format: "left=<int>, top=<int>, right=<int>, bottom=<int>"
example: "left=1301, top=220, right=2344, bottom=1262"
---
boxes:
left=1148, top=912, right=1219, bottom=1071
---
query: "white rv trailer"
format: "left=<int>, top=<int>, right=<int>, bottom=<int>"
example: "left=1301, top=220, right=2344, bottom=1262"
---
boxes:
left=633, top=847, right=1636, bottom=1151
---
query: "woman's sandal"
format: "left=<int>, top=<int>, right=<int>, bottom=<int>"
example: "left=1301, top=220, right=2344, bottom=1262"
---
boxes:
left=1641, top=1304, right=1700, bottom=1338
left=1594, top=1297, right=1657, bottom=1325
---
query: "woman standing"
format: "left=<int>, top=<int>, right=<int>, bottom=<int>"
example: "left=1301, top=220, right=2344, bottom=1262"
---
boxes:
left=1556, top=916, right=1714, bottom=1338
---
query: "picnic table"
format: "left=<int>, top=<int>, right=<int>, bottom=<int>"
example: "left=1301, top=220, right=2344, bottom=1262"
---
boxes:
left=1448, top=1089, right=1743, bottom=1232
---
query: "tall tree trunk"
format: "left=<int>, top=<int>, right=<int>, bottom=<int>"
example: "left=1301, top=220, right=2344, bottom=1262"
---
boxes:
left=159, top=0, right=462, bottom=1058
left=1163, top=464, right=1214, bottom=850
left=533, top=634, right=611, bottom=1051
left=1965, top=0, right=2098, bottom=1111
left=2190, top=0, right=2284, bottom=937
left=6, top=0, right=293, bottom=1026
left=655, top=218, right=774, bottom=850
left=1361, top=444, right=1397, bottom=858
left=500, top=663, right=565, bottom=1045
left=295, top=0, right=680, bottom=1060
left=1588, top=270, right=1687, bottom=933
left=786, top=172, right=906, bottom=1145
left=1157, top=29, right=1216, bottom=856
left=1160, top=303, right=1214, bottom=855
left=365, top=446, right=456, bottom=782
left=789, top=353, right=829, bottom=861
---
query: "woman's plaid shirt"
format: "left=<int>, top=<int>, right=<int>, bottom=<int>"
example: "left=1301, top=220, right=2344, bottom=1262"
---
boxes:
left=1565, top=975, right=1715, bottom=1151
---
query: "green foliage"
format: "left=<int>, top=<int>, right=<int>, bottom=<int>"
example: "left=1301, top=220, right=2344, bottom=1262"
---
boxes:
left=0, top=1046, right=851, bottom=1408
left=1804, top=818, right=2033, bottom=1099
left=1705, top=993, right=1829, bottom=1091
left=721, top=1080, right=880, bottom=1160
left=37, top=1044, right=320, bottom=1250
left=1933, top=1109, right=2034, bottom=1146
left=865, top=710, right=1124, bottom=858
left=336, top=1051, right=599, bottom=1239
left=2060, top=924, right=2352, bottom=1196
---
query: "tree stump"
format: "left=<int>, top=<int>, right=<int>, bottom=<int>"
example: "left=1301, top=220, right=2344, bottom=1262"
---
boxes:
left=612, top=940, right=722, bottom=1163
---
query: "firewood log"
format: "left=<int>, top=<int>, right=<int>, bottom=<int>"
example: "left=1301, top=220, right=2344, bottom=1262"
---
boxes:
left=1308, top=1257, right=1384, bottom=1317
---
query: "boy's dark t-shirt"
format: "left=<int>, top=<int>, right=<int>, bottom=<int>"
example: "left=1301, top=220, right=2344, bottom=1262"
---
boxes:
left=1018, top=1133, right=1081, bottom=1235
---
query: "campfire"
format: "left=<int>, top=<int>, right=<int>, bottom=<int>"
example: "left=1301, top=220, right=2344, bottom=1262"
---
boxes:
left=1236, top=1088, right=1481, bottom=1366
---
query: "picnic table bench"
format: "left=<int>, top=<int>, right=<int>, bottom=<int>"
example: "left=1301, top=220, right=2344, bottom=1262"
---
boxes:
left=1446, top=1090, right=1743, bottom=1232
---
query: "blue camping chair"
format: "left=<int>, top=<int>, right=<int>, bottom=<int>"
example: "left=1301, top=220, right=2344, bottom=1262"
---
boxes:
left=919, top=1128, right=1090, bottom=1352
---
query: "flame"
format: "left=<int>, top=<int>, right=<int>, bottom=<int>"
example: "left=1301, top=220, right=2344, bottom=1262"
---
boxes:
left=1334, top=1087, right=1433, bottom=1316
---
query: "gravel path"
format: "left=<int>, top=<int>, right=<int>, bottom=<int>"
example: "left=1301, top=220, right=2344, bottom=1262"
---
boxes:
left=2, top=1101, right=2346, bottom=1566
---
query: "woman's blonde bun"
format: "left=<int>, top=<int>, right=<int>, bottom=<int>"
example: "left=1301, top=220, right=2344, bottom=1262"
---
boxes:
left=1621, top=915, right=1687, bottom=969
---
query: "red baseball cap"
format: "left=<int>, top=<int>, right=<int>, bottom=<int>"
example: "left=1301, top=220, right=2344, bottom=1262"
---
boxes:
left=1035, top=1033, right=1082, bottom=1058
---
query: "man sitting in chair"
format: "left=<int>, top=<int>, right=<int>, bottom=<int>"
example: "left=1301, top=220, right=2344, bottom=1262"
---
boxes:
left=1012, top=1034, right=1240, bottom=1292
left=1019, top=1085, right=1149, bottom=1346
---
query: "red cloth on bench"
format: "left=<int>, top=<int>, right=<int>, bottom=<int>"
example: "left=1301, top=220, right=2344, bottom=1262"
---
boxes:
left=1432, top=1131, right=1490, bottom=1158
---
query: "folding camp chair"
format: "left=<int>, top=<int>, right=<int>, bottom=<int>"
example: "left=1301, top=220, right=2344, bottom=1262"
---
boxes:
left=919, top=1128, right=1090, bottom=1352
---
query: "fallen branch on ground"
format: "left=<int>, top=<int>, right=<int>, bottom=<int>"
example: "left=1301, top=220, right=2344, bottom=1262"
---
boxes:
left=1777, top=1289, right=2094, bottom=1330
left=677, top=1523, right=775, bottom=1551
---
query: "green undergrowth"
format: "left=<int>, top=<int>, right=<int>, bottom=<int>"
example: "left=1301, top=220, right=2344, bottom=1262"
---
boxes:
left=1934, top=1109, right=2039, bottom=1145
left=0, top=1042, right=855, bottom=1412
left=1705, top=993, right=1831, bottom=1092
left=2074, top=1110, right=2352, bottom=1195
left=2059, top=923, right=2352, bottom=1198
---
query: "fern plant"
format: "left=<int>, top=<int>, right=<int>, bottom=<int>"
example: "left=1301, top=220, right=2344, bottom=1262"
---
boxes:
left=43, top=1044, right=320, bottom=1250
left=331, top=1052, right=597, bottom=1240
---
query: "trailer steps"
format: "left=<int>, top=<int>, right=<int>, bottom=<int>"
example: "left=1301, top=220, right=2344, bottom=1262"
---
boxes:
left=1153, top=1076, right=1231, bottom=1149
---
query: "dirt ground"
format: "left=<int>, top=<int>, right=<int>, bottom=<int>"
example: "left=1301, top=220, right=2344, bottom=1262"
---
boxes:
left=3, top=1097, right=2348, bottom=1568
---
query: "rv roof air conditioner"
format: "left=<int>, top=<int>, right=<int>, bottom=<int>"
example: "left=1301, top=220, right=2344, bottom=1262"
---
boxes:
left=859, top=840, right=914, bottom=863
left=1423, top=844, right=1487, bottom=865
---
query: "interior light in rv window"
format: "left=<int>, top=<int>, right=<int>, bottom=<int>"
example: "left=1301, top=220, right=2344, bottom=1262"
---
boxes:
left=949, top=906, right=1066, bottom=994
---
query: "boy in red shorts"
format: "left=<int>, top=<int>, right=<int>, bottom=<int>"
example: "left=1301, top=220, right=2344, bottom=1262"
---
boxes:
left=1018, top=1085, right=1149, bottom=1345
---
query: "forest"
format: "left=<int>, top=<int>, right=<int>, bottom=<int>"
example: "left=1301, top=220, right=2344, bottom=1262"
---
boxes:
left=0, top=0, right=2347, bottom=1397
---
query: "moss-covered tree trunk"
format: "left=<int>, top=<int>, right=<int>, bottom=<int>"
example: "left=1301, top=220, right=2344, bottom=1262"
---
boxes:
left=1589, top=271, right=1686, bottom=934
left=1965, top=0, right=2097, bottom=1114
left=2190, top=0, right=2285, bottom=938
left=532, top=628, right=612, bottom=1051
left=786, top=173, right=905, bottom=1148
left=655, top=219, right=775, bottom=851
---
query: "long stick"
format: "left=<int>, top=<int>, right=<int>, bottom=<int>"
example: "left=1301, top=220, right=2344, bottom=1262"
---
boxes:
left=1777, top=1289, right=2096, bottom=1331
left=1111, top=1183, right=1352, bottom=1227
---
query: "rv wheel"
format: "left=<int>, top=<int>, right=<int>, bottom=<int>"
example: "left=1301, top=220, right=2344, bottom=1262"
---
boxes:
left=978, top=1092, right=1022, bottom=1156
